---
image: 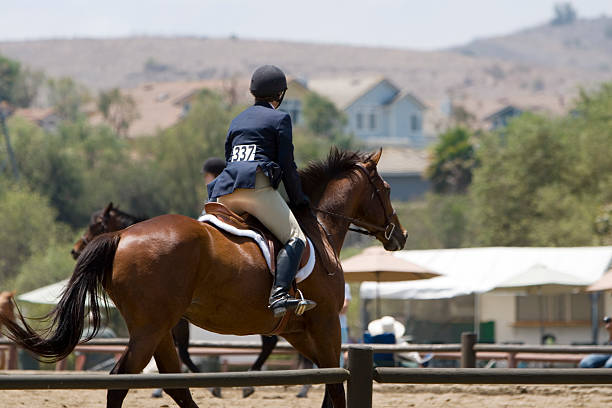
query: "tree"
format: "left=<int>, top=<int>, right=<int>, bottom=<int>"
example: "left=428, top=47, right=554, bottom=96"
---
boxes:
left=394, top=193, right=473, bottom=249
left=97, top=88, right=140, bottom=136
left=426, top=127, right=477, bottom=194
left=135, top=90, right=236, bottom=217
left=8, top=117, right=88, bottom=226
left=302, top=92, right=348, bottom=139
left=0, top=186, right=71, bottom=284
left=469, top=112, right=594, bottom=246
left=47, top=77, right=89, bottom=121
left=0, top=55, right=20, bottom=103
left=551, top=2, right=577, bottom=26
left=13, top=242, right=75, bottom=292
left=0, top=54, right=44, bottom=108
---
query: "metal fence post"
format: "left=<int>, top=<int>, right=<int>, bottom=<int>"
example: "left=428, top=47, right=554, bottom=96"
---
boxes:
left=347, top=345, right=373, bottom=408
left=461, top=332, right=477, bottom=368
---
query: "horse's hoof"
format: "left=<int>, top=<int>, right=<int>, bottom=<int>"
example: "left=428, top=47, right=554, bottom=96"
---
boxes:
left=151, top=388, right=163, bottom=398
left=296, top=384, right=311, bottom=398
left=243, top=386, right=255, bottom=398
left=209, top=387, right=222, bottom=398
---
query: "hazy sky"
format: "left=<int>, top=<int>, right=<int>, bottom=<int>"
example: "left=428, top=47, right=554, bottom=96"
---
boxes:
left=2, top=0, right=612, bottom=49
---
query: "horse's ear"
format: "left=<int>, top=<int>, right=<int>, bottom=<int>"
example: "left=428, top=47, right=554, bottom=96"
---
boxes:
left=103, top=202, right=113, bottom=215
left=367, top=148, right=383, bottom=167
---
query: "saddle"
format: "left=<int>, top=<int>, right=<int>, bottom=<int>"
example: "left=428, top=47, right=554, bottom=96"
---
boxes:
left=203, top=202, right=311, bottom=274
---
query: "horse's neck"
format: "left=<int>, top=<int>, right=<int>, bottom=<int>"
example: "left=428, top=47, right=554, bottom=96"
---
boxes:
left=315, top=178, right=364, bottom=255
left=113, top=211, right=146, bottom=229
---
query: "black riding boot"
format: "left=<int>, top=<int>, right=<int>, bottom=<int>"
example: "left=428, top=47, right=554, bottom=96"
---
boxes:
left=269, top=237, right=316, bottom=317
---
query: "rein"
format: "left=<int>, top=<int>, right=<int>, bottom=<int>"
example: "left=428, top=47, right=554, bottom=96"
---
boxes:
left=312, top=163, right=396, bottom=241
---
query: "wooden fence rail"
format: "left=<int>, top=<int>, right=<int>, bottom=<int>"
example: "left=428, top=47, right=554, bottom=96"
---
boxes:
left=3, top=341, right=612, bottom=408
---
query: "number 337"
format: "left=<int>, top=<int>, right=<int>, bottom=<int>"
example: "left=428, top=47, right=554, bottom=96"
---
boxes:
left=231, top=144, right=256, bottom=162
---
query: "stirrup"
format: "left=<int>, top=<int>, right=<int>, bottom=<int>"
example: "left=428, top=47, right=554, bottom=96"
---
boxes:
left=294, top=289, right=317, bottom=316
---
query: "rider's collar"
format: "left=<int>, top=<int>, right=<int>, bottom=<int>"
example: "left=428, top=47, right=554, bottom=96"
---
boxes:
left=254, top=100, right=276, bottom=109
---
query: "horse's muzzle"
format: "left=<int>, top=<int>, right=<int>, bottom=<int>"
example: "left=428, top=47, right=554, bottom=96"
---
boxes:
left=384, top=229, right=407, bottom=251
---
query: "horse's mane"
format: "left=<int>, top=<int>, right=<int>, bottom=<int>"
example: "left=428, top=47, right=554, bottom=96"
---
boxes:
left=91, top=206, right=147, bottom=228
left=299, top=148, right=371, bottom=197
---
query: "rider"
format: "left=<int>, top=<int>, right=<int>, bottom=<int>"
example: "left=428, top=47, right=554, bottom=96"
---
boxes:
left=207, top=65, right=316, bottom=318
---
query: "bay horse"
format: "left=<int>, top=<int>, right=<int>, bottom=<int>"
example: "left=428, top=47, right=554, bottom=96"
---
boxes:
left=0, top=291, right=16, bottom=369
left=1, top=148, right=407, bottom=408
left=72, top=202, right=310, bottom=399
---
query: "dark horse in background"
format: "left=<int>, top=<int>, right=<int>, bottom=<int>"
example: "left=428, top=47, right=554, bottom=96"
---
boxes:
left=71, top=202, right=313, bottom=398
left=1, top=149, right=407, bottom=408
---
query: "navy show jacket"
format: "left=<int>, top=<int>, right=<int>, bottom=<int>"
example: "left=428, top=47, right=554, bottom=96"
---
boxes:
left=207, top=101, right=307, bottom=205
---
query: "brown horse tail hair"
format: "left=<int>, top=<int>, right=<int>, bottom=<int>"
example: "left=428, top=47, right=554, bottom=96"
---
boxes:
left=0, top=232, right=121, bottom=362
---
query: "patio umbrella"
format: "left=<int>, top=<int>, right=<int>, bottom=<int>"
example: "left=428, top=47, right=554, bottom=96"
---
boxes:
left=342, top=246, right=439, bottom=318
left=586, top=268, right=612, bottom=292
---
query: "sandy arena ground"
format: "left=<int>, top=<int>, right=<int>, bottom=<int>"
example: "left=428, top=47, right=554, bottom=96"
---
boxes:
left=2, top=371, right=612, bottom=408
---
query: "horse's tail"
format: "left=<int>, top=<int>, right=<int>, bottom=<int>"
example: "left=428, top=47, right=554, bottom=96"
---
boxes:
left=0, top=232, right=121, bottom=362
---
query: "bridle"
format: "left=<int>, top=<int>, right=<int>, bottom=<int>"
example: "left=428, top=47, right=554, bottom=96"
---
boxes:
left=78, top=217, right=109, bottom=248
left=313, top=162, right=397, bottom=241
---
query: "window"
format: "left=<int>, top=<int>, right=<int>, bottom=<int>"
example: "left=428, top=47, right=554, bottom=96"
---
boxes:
left=356, top=113, right=363, bottom=129
left=411, top=114, right=420, bottom=131
left=516, top=293, right=601, bottom=323
left=369, top=112, right=376, bottom=130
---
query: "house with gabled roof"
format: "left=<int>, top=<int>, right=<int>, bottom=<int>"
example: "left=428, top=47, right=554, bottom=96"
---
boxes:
left=307, top=77, right=428, bottom=148
left=483, top=105, right=524, bottom=130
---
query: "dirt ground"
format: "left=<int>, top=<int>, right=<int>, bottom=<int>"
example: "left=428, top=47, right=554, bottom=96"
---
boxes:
left=3, top=371, right=612, bottom=408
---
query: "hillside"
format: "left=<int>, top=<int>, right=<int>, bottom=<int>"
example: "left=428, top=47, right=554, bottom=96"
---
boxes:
left=456, top=17, right=612, bottom=72
left=1, top=17, right=611, bottom=121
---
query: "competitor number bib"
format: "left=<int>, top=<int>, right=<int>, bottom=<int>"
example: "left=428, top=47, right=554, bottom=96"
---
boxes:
left=231, top=144, right=257, bottom=162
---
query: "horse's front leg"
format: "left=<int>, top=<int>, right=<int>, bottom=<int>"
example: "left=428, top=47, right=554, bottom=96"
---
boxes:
left=283, top=313, right=345, bottom=408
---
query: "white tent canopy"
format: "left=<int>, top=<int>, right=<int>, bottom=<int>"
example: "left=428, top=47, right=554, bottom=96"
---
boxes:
left=18, top=279, right=70, bottom=305
left=360, top=247, right=612, bottom=300
left=17, top=279, right=116, bottom=307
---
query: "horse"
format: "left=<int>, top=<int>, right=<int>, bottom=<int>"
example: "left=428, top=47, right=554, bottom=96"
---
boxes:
left=72, top=202, right=310, bottom=399
left=0, top=291, right=16, bottom=369
left=1, top=148, right=407, bottom=408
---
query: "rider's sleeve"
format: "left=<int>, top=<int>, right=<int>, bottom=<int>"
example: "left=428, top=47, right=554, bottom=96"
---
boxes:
left=224, top=129, right=233, bottom=162
left=276, top=114, right=308, bottom=205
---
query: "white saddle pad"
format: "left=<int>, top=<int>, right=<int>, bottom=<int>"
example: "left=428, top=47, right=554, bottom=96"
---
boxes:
left=198, top=214, right=315, bottom=283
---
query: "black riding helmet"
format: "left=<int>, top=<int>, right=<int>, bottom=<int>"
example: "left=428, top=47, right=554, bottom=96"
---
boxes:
left=250, top=65, right=287, bottom=100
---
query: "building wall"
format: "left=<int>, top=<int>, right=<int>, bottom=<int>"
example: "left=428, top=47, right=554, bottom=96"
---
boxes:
left=391, top=96, right=424, bottom=146
left=345, top=81, right=397, bottom=141
left=382, top=174, right=430, bottom=201
left=481, top=292, right=609, bottom=345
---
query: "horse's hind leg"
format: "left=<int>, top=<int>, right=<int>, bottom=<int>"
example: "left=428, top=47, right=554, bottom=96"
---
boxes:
left=154, top=332, right=199, bottom=408
left=107, top=336, right=163, bottom=408
left=171, top=319, right=221, bottom=399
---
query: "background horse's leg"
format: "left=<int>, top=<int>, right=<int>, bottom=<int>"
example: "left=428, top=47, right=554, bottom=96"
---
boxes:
left=172, top=318, right=200, bottom=373
left=154, top=332, right=199, bottom=408
left=242, top=335, right=278, bottom=398
left=296, top=355, right=314, bottom=398
left=106, top=336, right=164, bottom=408
left=165, top=319, right=225, bottom=399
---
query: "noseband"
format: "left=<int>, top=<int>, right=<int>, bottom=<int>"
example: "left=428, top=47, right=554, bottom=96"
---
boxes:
left=313, top=163, right=396, bottom=240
